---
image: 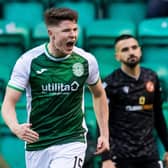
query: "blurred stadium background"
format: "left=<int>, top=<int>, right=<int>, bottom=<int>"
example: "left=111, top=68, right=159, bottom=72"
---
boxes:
left=0, top=0, right=168, bottom=167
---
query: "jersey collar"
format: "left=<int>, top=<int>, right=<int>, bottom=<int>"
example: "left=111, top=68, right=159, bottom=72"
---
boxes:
left=44, top=43, right=71, bottom=62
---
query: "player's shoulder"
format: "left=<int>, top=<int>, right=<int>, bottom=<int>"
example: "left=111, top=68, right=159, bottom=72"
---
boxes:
left=73, top=46, right=96, bottom=61
left=106, top=68, right=121, bottom=78
left=141, top=66, right=157, bottom=76
left=21, top=43, right=45, bottom=60
left=103, top=68, right=121, bottom=84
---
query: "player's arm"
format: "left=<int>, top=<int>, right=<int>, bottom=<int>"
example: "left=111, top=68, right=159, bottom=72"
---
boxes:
left=153, top=75, right=168, bottom=167
left=88, top=78, right=109, bottom=155
left=1, top=87, right=39, bottom=143
left=155, top=102, right=168, bottom=167
left=154, top=76, right=168, bottom=149
left=101, top=79, right=116, bottom=168
left=1, top=87, right=21, bottom=131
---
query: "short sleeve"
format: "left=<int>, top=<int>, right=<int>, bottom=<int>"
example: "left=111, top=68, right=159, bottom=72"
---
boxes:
left=86, top=53, right=100, bottom=85
left=8, top=55, right=30, bottom=91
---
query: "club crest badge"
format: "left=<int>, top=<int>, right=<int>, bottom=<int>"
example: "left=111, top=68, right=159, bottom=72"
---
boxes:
left=72, top=63, right=84, bottom=77
left=146, top=81, right=154, bottom=92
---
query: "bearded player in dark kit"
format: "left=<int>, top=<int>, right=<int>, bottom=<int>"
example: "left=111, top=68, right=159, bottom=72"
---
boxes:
left=102, top=34, right=168, bottom=168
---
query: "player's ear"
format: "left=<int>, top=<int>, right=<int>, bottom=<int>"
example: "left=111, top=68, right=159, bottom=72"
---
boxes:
left=48, top=29, right=55, bottom=40
left=114, top=47, right=120, bottom=61
left=139, top=46, right=142, bottom=58
left=115, top=52, right=120, bottom=61
left=48, top=29, right=52, bottom=36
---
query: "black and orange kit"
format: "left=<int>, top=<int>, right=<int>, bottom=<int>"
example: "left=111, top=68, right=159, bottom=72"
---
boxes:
left=102, top=67, right=168, bottom=168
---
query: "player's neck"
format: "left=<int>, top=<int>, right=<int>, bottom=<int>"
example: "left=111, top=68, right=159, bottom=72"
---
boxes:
left=47, top=43, right=66, bottom=58
left=121, top=64, right=140, bottom=79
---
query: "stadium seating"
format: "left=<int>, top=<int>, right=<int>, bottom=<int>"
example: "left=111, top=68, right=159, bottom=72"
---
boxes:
left=1, top=1, right=168, bottom=167
left=0, top=134, right=25, bottom=168
left=31, top=21, right=49, bottom=47
left=85, top=19, right=136, bottom=79
left=138, top=18, right=168, bottom=63
left=3, top=2, right=44, bottom=30
left=55, top=1, right=98, bottom=27
left=0, top=20, right=30, bottom=102
left=0, top=19, right=30, bottom=52
left=0, top=103, right=27, bottom=168
left=84, top=87, right=98, bottom=143
left=0, top=20, right=29, bottom=58
left=103, top=0, right=146, bottom=25
left=0, top=64, right=11, bottom=102
left=84, top=87, right=100, bottom=168
left=85, top=105, right=97, bottom=146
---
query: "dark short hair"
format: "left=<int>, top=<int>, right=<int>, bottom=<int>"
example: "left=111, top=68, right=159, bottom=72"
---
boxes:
left=44, top=7, right=78, bottom=26
left=114, top=34, right=136, bottom=46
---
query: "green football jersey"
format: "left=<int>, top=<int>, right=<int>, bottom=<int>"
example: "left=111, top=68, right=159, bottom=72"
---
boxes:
left=8, top=44, right=99, bottom=151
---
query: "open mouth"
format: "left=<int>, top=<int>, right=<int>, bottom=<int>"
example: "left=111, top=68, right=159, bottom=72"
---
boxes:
left=128, top=56, right=137, bottom=62
left=66, top=41, right=75, bottom=48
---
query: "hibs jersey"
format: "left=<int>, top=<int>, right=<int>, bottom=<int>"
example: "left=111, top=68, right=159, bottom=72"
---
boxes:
left=8, top=44, right=99, bottom=151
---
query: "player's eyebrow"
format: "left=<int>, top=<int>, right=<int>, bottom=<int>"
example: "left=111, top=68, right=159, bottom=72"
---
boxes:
left=121, top=45, right=139, bottom=52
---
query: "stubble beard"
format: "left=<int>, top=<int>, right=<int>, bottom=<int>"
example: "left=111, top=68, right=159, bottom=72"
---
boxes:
left=123, top=57, right=140, bottom=68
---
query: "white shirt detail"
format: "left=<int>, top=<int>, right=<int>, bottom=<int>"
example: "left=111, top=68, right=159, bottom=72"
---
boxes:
left=36, top=68, right=48, bottom=74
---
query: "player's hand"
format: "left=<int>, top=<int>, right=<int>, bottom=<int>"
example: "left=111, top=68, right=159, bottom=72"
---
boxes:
left=102, top=160, right=116, bottom=168
left=164, top=152, right=168, bottom=168
left=94, top=136, right=109, bottom=155
left=13, top=123, right=39, bottom=143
